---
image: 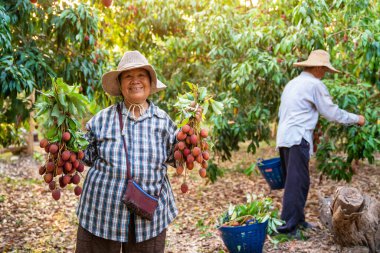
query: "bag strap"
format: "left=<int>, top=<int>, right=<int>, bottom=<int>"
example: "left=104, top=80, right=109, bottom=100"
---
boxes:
left=116, top=103, right=164, bottom=196
left=117, top=103, right=132, bottom=180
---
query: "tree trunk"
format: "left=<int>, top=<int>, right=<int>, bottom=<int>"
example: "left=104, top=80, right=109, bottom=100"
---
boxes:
left=26, top=89, right=35, bottom=155
left=319, top=187, right=380, bottom=253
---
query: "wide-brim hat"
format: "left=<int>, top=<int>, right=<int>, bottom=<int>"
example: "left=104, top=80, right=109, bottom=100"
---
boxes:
left=293, top=49, right=340, bottom=73
left=102, top=51, right=167, bottom=96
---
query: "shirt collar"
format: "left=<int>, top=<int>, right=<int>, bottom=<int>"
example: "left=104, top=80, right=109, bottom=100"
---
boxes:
left=120, top=100, right=163, bottom=120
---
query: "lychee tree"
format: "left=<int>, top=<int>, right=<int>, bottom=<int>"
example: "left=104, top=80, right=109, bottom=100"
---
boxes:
left=0, top=0, right=109, bottom=149
left=2, top=0, right=379, bottom=183
left=99, top=0, right=379, bottom=182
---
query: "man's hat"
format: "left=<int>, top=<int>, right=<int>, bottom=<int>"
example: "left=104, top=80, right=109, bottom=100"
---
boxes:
left=293, top=50, right=340, bottom=73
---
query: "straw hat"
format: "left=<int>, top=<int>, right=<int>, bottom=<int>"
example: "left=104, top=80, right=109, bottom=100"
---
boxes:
left=293, top=50, right=340, bottom=73
left=102, top=51, right=167, bottom=96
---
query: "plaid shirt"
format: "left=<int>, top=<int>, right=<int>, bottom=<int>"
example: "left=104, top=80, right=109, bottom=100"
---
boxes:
left=76, top=101, right=178, bottom=243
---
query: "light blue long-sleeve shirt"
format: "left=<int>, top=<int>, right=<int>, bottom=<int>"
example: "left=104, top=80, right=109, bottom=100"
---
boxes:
left=276, top=71, right=359, bottom=155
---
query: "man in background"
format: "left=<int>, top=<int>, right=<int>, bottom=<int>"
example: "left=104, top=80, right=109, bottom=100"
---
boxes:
left=276, top=49, right=365, bottom=236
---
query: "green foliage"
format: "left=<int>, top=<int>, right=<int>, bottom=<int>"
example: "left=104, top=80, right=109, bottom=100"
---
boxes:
left=0, top=0, right=110, bottom=146
left=33, top=151, right=45, bottom=163
left=0, top=123, right=26, bottom=148
left=35, top=78, right=89, bottom=151
left=316, top=81, right=379, bottom=181
left=51, top=3, right=106, bottom=99
left=205, top=160, right=224, bottom=184
left=173, top=82, right=224, bottom=126
left=62, top=0, right=380, bottom=181
left=244, top=163, right=260, bottom=177
left=0, top=6, right=12, bottom=53
left=217, top=194, right=284, bottom=235
left=212, top=101, right=271, bottom=161
left=110, top=0, right=379, bottom=170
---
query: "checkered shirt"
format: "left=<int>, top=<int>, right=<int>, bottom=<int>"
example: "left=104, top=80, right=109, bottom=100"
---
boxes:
left=76, top=101, right=178, bottom=243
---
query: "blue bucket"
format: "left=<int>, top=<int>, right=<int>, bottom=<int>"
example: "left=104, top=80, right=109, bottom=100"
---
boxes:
left=257, top=157, right=285, bottom=190
left=219, top=220, right=268, bottom=253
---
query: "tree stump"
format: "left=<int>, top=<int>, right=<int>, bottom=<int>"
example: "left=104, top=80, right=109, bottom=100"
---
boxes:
left=319, top=187, right=380, bottom=253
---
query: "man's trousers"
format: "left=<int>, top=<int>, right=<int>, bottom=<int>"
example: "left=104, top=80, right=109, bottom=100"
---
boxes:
left=278, top=138, right=310, bottom=232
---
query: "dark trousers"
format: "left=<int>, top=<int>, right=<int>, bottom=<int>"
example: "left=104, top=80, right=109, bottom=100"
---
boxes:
left=75, top=214, right=166, bottom=253
left=279, top=138, right=310, bottom=232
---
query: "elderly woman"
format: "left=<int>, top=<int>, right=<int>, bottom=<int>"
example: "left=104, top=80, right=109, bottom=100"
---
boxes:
left=75, top=51, right=178, bottom=253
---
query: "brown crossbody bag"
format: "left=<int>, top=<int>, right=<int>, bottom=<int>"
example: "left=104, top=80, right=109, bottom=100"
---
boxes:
left=117, top=104, right=162, bottom=221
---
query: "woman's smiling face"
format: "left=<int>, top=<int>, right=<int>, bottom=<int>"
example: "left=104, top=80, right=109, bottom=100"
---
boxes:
left=119, top=68, right=151, bottom=104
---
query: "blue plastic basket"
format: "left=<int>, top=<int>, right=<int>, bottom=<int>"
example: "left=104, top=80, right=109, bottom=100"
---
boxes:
left=219, top=220, right=268, bottom=253
left=257, top=157, right=285, bottom=190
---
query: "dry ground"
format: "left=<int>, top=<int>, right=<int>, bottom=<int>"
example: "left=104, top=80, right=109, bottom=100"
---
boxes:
left=0, top=142, right=378, bottom=253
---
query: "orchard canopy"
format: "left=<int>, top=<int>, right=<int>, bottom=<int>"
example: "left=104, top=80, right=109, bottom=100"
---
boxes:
left=1, top=0, right=379, bottom=181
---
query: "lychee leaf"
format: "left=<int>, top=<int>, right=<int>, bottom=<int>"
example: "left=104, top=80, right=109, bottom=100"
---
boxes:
left=210, top=100, right=224, bottom=115
left=69, top=93, right=88, bottom=115
left=34, top=102, right=51, bottom=118
left=71, top=141, right=78, bottom=151
left=70, top=118, right=82, bottom=129
left=46, top=127, right=58, bottom=140
left=185, top=81, right=194, bottom=90
left=51, top=103, right=61, bottom=118
left=210, top=100, right=222, bottom=115
left=57, top=114, right=66, bottom=127
left=68, top=118, right=77, bottom=130
left=76, top=137, right=89, bottom=149
left=50, top=136, right=59, bottom=143
left=198, top=87, right=207, bottom=101
left=202, top=101, right=209, bottom=116
left=186, top=93, right=195, bottom=101
left=177, top=96, right=192, bottom=105
left=58, top=93, right=67, bottom=107
left=67, top=99, right=78, bottom=115
left=56, top=78, right=70, bottom=93
left=45, top=113, right=54, bottom=128
left=178, top=117, right=189, bottom=128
